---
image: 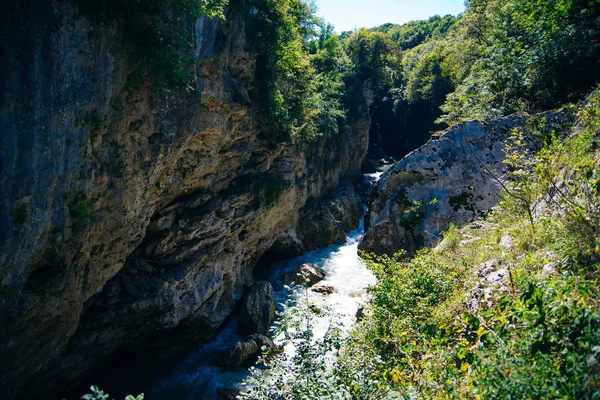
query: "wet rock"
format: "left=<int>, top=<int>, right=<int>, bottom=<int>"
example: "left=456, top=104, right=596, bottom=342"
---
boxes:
left=282, top=264, right=326, bottom=286
left=239, top=282, right=276, bottom=336
left=311, top=285, right=335, bottom=295
left=217, top=387, right=241, bottom=400
left=223, top=340, right=259, bottom=369
left=248, top=333, right=275, bottom=349
left=221, top=334, right=274, bottom=369
left=356, top=306, right=365, bottom=321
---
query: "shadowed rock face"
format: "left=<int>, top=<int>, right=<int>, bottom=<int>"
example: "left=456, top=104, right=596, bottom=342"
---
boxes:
left=0, top=1, right=369, bottom=398
left=239, top=281, right=276, bottom=336
left=360, top=112, right=570, bottom=256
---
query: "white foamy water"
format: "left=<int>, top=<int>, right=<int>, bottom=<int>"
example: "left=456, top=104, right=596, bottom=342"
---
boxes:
left=270, top=219, right=377, bottom=344
left=148, top=173, right=383, bottom=399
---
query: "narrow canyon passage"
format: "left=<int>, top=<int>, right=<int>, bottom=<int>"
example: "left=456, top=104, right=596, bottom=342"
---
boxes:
left=95, top=172, right=383, bottom=400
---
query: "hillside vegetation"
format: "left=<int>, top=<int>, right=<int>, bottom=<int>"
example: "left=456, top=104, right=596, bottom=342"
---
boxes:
left=348, top=90, right=600, bottom=398
left=239, top=86, right=600, bottom=400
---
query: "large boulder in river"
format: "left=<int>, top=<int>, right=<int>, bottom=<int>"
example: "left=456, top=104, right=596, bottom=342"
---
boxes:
left=282, top=263, right=326, bottom=286
left=239, top=282, right=276, bottom=336
left=221, top=334, right=274, bottom=369
left=360, top=112, right=570, bottom=256
left=217, top=387, right=241, bottom=400
left=311, top=285, right=335, bottom=295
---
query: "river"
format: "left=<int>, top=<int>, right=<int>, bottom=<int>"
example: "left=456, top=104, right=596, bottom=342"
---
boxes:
left=145, top=172, right=382, bottom=399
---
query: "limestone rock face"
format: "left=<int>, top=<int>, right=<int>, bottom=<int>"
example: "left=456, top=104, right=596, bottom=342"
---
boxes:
left=282, top=263, right=326, bottom=287
left=360, top=113, right=569, bottom=256
left=0, top=2, right=369, bottom=398
left=239, top=282, right=276, bottom=336
left=465, top=260, right=512, bottom=312
left=258, top=185, right=364, bottom=265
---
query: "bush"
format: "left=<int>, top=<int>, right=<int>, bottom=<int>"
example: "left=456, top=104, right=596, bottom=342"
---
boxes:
left=81, top=385, right=143, bottom=400
left=69, top=192, right=92, bottom=218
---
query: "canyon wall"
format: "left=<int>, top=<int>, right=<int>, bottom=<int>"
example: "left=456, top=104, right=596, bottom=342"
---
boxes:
left=0, top=1, right=369, bottom=397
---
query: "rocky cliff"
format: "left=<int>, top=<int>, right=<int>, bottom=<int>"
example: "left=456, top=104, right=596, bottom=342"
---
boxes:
left=360, top=112, right=570, bottom=256
left=0, top=1, right=369, bottom=398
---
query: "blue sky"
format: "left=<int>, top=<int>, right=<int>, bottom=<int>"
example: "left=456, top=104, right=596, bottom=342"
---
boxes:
left=315, top=0, right=466, bottom=32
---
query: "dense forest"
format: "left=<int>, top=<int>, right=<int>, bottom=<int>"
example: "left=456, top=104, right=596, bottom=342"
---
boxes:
left=235, top=0, right=600, bottom=156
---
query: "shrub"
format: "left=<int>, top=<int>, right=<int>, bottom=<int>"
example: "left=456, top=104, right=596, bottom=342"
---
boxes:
left=438, top=222, right=460, bottom=251
left=69, top=192, right=92, bottom=218
left=81, top=385, right=143, bottom=400
left=13, top=204, right=28, bottom=225
left=236, top=90, right=600, bottom=399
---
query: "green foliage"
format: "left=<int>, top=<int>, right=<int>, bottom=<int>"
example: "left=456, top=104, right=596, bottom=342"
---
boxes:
left=347, top=91, right=600, bottom=398
left=308, top=23, right=351, bottom=137
left=343, top=29, right=402, bottom=94
left=372, top=15, right=458, bottom=51
left=69, top=192, right=92, bottom=219
left=359, top=0, right=600, bottom=133
left=439, top=0, right=600, bottom=125
left=81, top=385, right=143, bottom=400
left=239, top=90, right=600, bottom=399
left=448, top=190, right=475, bottom=213
left=249, top=0, right=350, bottom=142
left=13, top=204, right=28, bottom=225
left=438, top=223, right=461, bottom=251
left=239, top=174, right=286, bottom=206
left=239, top=290, right=395, bottom=399
left=404, top=43, right=453, bottom=105
left=398, top=200, right=426, bottom=230
left=346, top=17, right=457, bottom=154
left=75, top=110, right=104, bottom=139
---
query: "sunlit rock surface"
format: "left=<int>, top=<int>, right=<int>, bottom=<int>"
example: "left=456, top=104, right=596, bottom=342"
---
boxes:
left=360, top=112, right=570, bottom=256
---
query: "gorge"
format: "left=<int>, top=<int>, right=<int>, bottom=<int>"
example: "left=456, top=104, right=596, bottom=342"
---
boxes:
left=1, top=0, right=600, bottom=399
